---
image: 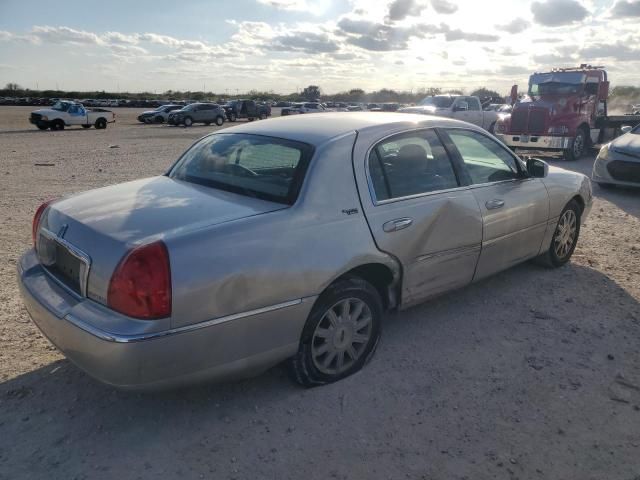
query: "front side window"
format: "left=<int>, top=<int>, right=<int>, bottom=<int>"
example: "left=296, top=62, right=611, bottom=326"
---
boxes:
left=170, top=134, right=313, bottom=204
left=446, top=129, right=519, bottom=184
left=369, top=129, right=458, bottom=201
left=468, top=97, right=481, bottom=111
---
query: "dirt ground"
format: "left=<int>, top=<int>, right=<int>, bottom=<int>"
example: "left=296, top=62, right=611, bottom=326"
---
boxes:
left=0, top=106, right=639, bottom=480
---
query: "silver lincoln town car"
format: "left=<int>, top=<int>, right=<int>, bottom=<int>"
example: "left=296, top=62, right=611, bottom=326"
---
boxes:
left=18, top=113, right=592, bottom=390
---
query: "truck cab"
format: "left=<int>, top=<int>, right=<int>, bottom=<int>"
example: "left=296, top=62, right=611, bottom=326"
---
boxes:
left=496, top=65, right=611, bottom=160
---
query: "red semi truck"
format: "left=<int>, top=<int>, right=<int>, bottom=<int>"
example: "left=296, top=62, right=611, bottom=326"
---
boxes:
left=495, top=65, right=640, bottom=160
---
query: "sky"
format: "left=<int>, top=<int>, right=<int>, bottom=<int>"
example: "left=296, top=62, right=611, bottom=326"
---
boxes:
left=0, top=0, right=638, bottom=96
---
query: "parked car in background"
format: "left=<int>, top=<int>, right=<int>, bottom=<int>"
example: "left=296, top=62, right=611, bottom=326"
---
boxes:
left=592, top=123, right=640, bottom=188
left=283, top=102, right=328, bottom=114
left=223, top=99, right=271, bottom=122
left=20, top=113, right=592, bottom=390
left=167, top=103, right=226, bottom=127
left=29, top=101, right=115, bottom=130
left=399, top=95, right=501, bottom=132
left=137, top=105, right=183, bottom=124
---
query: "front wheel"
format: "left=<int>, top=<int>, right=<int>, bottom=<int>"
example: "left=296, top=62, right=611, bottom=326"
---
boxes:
left=51, top=120, right=65, bottom=131
left=563, top=129, right=586, bottom=161
left=536, top=200, right=581, bottom=268
left=154, top=115, right=164, bottom=123
left=215, top=115, right=224, bottom=126
left=289, top=277, right=382, bottom=387
left=183, top=116, right=193, bottom=127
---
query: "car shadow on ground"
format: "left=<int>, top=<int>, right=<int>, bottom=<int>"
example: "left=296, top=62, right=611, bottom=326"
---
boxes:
left=1, top=261, right=639, bottom=478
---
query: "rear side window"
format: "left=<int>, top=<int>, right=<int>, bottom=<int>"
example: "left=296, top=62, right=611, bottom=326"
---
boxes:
left=446, top=129, right=519, bottom=184
left=368, top=129, right=458, bottom=201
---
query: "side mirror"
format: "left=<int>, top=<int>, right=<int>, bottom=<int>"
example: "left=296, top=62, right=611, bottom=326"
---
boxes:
left=621, top=125, right=632, bottom=134
left=526, top=158, right=548, bottom=178
left=598, top=81, right=610, bottom=99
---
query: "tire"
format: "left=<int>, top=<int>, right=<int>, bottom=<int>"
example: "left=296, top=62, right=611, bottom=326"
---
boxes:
left=36, top=124, right=49, bottom=130
left=259, top=113, right=266, bottom=120
left=288, top=277, right=383, bottom=387
left=183, top=116, right=193, bottom=127
left=82, top=125, right=91, bottom=129
left=95, top=118, right=107, bottom=129
left=535, top=200, right=581, bottom=268
left=215, top=115, right=224, bottom=126
left=51, top=120, right=64, bottom=131
left=230, top=113, right=237, bottom=122
left=154, top=115, right=164, bottom=123
left=563, top=129, right=586, bottom=161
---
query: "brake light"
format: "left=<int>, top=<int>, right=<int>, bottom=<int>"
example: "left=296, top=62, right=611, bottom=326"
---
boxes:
left=107, top=241, right=172, bottom=319
left=32, top=200, right=54, bottom=247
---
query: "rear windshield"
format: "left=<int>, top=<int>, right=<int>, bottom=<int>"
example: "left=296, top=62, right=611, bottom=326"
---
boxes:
left=169, top=133, right=313, bottom=205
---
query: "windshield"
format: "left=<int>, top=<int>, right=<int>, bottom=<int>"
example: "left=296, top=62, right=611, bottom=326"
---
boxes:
left=419, top=96, right=455, bottom=108
left=169, top=133, right=313, bottom=205
left=529, top=72, right=585, bottom=96
left=51, top=101, right=71, bottom=112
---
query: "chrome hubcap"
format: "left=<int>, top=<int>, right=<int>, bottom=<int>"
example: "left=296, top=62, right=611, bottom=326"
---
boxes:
left=554, top=209, right=577, bottom=258
left=311, top=298, right=372, bottom=375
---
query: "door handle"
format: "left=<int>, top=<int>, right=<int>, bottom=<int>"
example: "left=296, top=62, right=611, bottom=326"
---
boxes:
left=485, top=199, right=505, bottom=210
left=383, top=217, right=413, bottom=233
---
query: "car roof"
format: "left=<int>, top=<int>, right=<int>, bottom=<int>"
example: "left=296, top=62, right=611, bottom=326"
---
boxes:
left=218, top=112, right=483, bottom=146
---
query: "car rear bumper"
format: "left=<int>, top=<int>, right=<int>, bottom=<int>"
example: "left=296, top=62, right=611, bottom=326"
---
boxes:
left=18, top=249, right=313, bottom=390
left=497, top=134, right=572, bottom=150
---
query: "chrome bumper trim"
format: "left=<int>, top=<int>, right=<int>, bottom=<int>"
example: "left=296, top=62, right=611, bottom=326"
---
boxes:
left=66, top=298, right=303, bottom=344
left=496, top=134, right=572, bottom=150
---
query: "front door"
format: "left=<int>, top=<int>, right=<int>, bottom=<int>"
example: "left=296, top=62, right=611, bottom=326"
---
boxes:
left=354, top=128, right=483, bottom=307
left=440, top=128, right=550, bottom=280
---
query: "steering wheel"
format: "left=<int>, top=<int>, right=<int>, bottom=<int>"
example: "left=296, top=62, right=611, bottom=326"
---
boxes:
left=224, top=163, right=257, bottom=177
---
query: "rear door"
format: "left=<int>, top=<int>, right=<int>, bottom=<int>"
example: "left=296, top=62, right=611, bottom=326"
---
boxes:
left=353, top=128, right=483, bottom=307
left=440, top=128, right=549, bottom=280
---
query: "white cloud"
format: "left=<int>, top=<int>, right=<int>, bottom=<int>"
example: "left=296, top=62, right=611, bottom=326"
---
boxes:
left=531, top=0, right=590, bottom=26
left=32, top=25, right=104, bottom=45
left=495, top=18, right=531, bottom=34
left=430, top=0, right=458, bottom=14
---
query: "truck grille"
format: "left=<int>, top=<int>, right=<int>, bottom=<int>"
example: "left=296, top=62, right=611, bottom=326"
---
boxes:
left=510, top=110, right=527, bottom=133
left=607, top=160, right=640, bottom=183
left=528, top=109, right=547, bottom=134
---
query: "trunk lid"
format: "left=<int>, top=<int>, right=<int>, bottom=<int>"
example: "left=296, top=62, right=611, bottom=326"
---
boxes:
left=38, top=176, right=286, bottom=303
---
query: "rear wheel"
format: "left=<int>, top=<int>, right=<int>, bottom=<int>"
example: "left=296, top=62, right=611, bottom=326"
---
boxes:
left=95, top=118, right=107, bottom=129
left=563, top=129, right=586, bottom=161
left=229, top=113, right=237, bottom=122
left=536, top=200, right=581, bottom=268
left=289, top=277, right=382, bottom=387
left=183, top=116, right=193, bottom=127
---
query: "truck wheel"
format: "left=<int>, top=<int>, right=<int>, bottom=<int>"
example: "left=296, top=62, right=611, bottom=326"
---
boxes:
left=183, top=116, right=193, bottom=127
left=229, top=113, right=237, bottom=122
left=51, top=120, right=65, bottom=131
left=215, top=115, right=224, bottom=126
left=563, top=129, right=586, bottom=161
left=82, top=125, right=91, bottom=129
left=95, top=118, right=107, bottom=129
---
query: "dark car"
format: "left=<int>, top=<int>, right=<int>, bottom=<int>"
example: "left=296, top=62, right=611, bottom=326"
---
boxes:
left=224, top=100, right=271, bottom=122
left=167, top=103, right=226, bottom=127
left=137, top=105, right=184, bottom=124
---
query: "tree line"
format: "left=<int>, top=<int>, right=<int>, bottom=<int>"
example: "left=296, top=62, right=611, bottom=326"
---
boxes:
left=2, top=82, right=639, bottom=104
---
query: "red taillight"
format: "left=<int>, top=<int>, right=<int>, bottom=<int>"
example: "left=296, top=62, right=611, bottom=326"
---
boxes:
left=107, top=241, right=172, bottom=319
left=32, top=200, right=54, bottom=247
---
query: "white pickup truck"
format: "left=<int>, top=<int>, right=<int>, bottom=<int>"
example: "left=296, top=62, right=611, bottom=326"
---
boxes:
left=29, top=101, right=116, bottom=130
left=399, top=95, right=502, bottom=133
